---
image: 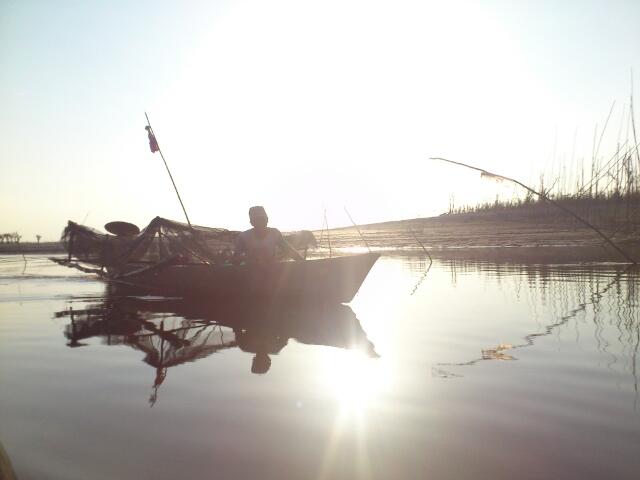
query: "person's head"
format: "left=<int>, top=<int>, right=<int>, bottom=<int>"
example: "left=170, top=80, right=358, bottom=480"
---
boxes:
left=249, top=206, right=268, bottom=229
left=251, top=352, right=272, bottom=374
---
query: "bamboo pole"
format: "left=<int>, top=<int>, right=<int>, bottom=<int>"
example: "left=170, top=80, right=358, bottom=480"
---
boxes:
left=344, top=207, right=371, bottom=253
left=324, top=209, right=332, bottom=258
left=145, top=113, right=192, bottom=228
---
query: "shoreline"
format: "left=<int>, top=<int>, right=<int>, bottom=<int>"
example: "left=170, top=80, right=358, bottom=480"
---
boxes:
left=0, top=242, right=65, bottom=255
left=5, top=244, right=636, bottom=264
left=378, top=244, right=639, bottom=264
left=4, top=210, right=638, bottom=263
left=312, top=210, right=640, bottom=263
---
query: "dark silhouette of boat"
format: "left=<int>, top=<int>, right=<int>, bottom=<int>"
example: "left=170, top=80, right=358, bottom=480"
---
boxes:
left=53, top=217, right=378, bottom=302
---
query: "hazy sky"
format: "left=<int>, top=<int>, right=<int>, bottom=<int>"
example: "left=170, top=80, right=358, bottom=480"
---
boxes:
left=1, top=0, right=639, bottom=240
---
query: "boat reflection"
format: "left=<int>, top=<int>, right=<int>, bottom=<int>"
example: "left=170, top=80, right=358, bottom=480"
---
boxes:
left=54, top=292, right=378, bottom=404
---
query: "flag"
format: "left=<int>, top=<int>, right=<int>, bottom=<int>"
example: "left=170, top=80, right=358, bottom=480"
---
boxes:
left=145, top=126, right=159, bottom=153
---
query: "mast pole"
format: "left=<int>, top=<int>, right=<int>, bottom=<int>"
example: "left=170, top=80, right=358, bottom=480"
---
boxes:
left=145, top=112, right=192, bottom=228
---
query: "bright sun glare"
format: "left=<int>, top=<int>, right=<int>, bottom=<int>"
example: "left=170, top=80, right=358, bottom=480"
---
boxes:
left=317, top=348, right=393, bottom=480
left=323, top=348, right=391, bottom=411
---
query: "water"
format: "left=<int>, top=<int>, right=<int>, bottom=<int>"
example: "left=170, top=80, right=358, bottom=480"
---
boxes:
left=1, top=254, right=639, bottom=479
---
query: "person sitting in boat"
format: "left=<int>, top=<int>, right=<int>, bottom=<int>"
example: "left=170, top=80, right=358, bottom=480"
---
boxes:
left=234, top=206, right=304, bottom=263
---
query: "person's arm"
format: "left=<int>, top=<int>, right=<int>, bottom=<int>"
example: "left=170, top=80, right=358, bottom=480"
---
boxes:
left=277, top=230, right=304, bottom=261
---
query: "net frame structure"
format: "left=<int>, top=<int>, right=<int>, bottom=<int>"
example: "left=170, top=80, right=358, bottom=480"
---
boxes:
left=60, top=216, right=240, bottom=269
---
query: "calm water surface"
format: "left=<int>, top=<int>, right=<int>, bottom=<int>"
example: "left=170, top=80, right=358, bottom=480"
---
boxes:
left=1, top=254, right=639, bottom=479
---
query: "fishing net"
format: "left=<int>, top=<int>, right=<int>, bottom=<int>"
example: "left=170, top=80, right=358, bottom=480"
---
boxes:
left=61, top=217, right=318, bottom=269
left=61, top=217, right=240, bottom=268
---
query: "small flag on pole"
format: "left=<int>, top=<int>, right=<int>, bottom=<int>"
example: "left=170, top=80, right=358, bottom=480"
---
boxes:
left=145, top=125, right=159, bottom=153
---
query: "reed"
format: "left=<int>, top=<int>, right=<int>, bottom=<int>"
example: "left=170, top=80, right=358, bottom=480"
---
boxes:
left=444, top=91, right=640, bottom=236
left=446, top=146, right=639, bottom=229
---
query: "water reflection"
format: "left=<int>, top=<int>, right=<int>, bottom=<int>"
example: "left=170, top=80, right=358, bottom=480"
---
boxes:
left=5, top=255, right=640, bottom=479
left=55, top=291, right=378, bottom=405
left=415, top=260, right=639, bottom=393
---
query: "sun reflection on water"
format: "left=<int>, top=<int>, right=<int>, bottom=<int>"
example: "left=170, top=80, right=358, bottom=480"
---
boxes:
left=317, top=349, right=393, bottom=480
left=322, top=348, right=391, bottom=411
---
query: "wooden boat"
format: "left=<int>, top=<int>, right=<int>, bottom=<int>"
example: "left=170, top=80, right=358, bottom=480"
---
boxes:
left=54, top=217, right=379, bottom=303
left=112, top=252, right=379, bottom=302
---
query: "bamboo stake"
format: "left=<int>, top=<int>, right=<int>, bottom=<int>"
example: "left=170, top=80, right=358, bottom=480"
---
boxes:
left=406, top=224, right=432, bottom=264
left=429, top=157, right=637, bottom=264
left=325, top=209, right=332, bottom=258
left=145, top=113, right=192, bottom=228
left=344, top=207, right=371, bottom=253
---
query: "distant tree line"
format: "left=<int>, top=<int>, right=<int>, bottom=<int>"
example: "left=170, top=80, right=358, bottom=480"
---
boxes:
left=0, top=233, right=22, bottom=243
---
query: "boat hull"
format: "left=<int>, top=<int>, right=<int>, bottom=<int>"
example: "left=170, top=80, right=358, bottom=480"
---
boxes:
left=110, top=253, right=380, bottom=303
